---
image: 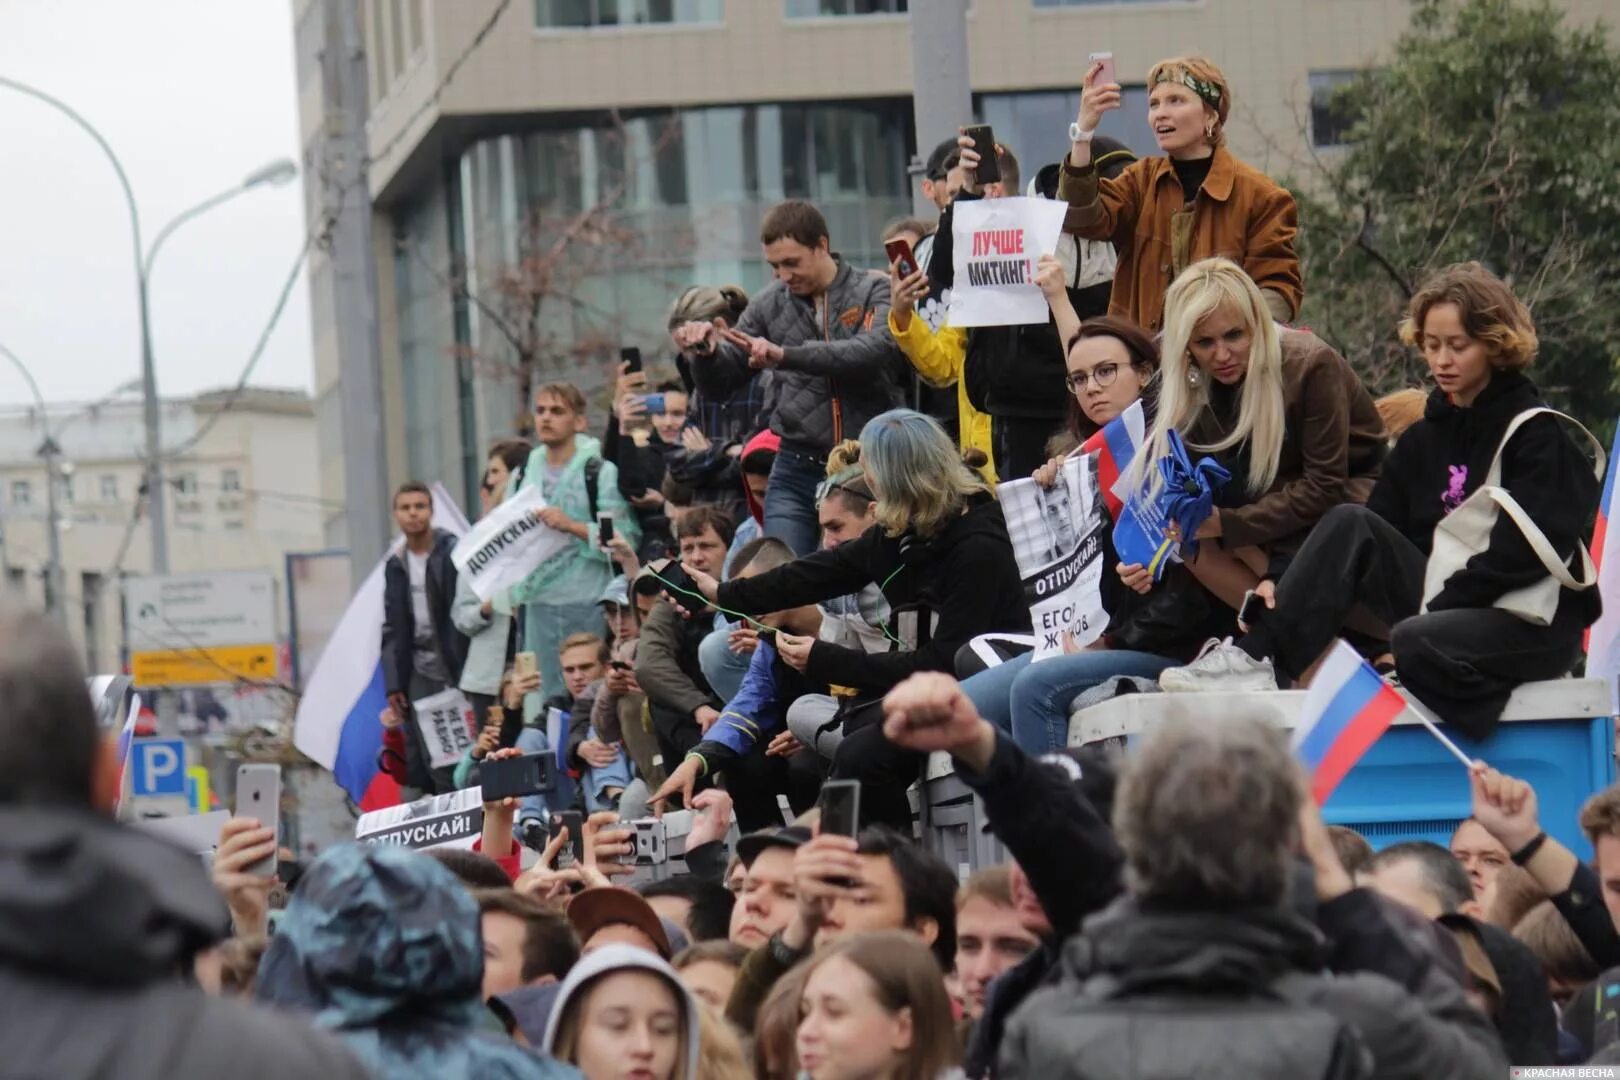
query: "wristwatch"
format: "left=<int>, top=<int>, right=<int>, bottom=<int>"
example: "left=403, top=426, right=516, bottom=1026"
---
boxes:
left=1068, top=121, right=1095, bottom=144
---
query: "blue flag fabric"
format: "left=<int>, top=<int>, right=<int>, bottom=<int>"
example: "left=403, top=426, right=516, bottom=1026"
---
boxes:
left=1112, top=431, right=1231, bottom=581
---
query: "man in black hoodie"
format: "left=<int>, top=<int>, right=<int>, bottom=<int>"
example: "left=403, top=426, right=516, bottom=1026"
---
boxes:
left=0, top=608, right=367, bottom=1080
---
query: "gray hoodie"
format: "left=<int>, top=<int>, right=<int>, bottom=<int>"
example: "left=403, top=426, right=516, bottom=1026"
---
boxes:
left=541, top=944, right=702, bottom=1079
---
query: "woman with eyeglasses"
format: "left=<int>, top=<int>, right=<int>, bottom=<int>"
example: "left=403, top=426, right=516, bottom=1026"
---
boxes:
left=956, top=290, right=1236, bottom=753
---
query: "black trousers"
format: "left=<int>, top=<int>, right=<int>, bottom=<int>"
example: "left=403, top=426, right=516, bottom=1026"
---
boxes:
left=722, top=743, right=826, bottom=834
left=831, top=707, right=922, bottom=832
left=1247, top=504, right=1582, bottom=739
left=992, top=416, right=1062, bottom=483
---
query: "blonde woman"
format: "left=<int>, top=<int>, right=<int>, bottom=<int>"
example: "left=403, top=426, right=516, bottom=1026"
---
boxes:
left=1159, top=263, right=1601, bottom=738
left=672, top=409, right=1031, bottom=828
left=1125, top=259, right=1382, bottom=644
left=1062, top=55, right=1301, bottom=331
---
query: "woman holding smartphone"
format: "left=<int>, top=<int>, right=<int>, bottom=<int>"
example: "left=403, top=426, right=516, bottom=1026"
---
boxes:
left=1061, top=55, right=1301, bottom=332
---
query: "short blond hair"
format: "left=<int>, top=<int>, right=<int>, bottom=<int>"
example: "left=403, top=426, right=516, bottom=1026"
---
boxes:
left=1397, top=262, right=1538, bottom=372
left=1147, top=55, right=1231, bottom=146
left=1580, top=783, right=1620, bottom=846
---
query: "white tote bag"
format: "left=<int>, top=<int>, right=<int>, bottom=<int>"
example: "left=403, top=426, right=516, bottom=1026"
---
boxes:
left=1421, top=408, right=1605, bottom=626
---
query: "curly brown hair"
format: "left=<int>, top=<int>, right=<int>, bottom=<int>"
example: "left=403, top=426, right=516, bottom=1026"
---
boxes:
left=1397, top=262, right=1538, bottom=372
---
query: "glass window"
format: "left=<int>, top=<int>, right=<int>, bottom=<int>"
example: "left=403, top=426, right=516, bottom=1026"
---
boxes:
left=787, top=0, right=906, bottom=14
left=175, top=472, right=197, bottom=495
left=58, top=475, right=73, bottom=504
left=82, top=572, right=102, bottom=673
left=10, top=480, right=29, bottom=507
left=535, top=0, right=721, bottom=27
left=99, top=474, right=117, bottom=502
left=1310, top=70, right=1361, bottom=149
left=221, top=468, right=243, bottom=493
left=978, top=86, right=1155, bottom=165
left=389, top=0, right=407, bottom=80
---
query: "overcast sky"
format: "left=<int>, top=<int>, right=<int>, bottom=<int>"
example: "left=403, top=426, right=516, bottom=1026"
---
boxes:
left=0, top=0, right=312, bottom=408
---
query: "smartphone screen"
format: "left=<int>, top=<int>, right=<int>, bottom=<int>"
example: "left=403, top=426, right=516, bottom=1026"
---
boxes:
left=235, top=764, right=281, bottom=877
left=550, top=810, right=586, bottom=868
left=597, top=512, right=614, bottom=547
left=884, top=238, right=918, bottom=278
left=1088, top=50, right=1115, bottom=88
left=619, top=346, right=643, bottom=375
left=817, top=780, right=861, bottom=839
left=963, top=124, right=1000, bottom=185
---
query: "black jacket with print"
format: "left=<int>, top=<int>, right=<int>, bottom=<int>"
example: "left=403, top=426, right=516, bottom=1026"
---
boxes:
left=1365, top=372, right=1600, bottom=624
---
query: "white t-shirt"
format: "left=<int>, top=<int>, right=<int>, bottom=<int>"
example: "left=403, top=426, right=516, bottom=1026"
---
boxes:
left=406, top=549, right=447, bottom=681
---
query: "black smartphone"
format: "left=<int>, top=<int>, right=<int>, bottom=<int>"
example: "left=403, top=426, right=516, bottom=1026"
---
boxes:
left=597, top=512, right=614, bottom=547
left=620, top=346, right=643, bottom=375
left=549, top=810, right=586, bottom=868
left=817, top=779, right=861, bottom=839
left=963, top=124, right=1000, bottom=185
left=757, top=627, right=778, bottom=649
left=1239, top=589, right=1266, bottom=628
left=610, top=660, right=632, bottom=673
left=481, top=753, right=556, bottom=801
left=657, top=561, right=699, bottom=602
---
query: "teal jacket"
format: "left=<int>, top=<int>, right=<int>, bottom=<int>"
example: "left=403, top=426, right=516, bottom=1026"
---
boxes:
left=508, top=435, right=640, bottom=607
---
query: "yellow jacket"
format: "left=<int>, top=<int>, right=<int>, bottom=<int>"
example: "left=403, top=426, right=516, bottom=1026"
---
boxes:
left=888, top=310, right=997, bottom=485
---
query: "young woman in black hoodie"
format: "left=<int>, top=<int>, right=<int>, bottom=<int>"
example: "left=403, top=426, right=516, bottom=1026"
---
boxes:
left=672, top=408, right=1030, bottom=828
left=1159, top=262, right=1602, bottom=737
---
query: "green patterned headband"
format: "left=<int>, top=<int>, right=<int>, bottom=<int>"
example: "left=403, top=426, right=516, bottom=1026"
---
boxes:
left=1154, top=69, right=1223, bottom=111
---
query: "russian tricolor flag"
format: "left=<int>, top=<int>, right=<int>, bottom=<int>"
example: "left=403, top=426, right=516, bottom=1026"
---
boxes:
left=1293, top=641, right=1407, bottom=805
left=1081, top=399, right=1144, bottom=518
left=1585, top=421, right=1620, bottom=712
left=293, top=484, right=468, bottom=811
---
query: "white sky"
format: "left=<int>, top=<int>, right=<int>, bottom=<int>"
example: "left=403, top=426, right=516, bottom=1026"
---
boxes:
left=0, top=0, right=312, bottom=407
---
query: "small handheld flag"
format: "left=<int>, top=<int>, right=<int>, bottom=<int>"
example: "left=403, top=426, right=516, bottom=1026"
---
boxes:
left=1080, top=399, right=1144, bottom=519
left=1293, top=641, right=1407, bottom=805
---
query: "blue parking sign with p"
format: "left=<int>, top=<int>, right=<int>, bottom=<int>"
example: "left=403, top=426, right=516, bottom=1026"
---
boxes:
left=131, top=738, right=187, bottom=797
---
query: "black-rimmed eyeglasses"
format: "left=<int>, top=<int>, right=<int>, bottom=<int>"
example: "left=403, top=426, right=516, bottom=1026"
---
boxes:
left=1065, top=362, right=1121, bottom=393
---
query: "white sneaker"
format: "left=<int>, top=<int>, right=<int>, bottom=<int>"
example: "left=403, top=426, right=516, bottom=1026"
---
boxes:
left=1158, top=638, right=1278, bottom=694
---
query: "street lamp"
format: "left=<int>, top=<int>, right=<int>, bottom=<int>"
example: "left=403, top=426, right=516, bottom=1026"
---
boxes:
left=0, top=343, right=67, bottom=625
left=0, top=73, right=297, bottom=575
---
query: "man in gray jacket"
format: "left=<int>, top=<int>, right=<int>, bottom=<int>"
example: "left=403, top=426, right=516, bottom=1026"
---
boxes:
left=674, top=199, right=905, bottom=557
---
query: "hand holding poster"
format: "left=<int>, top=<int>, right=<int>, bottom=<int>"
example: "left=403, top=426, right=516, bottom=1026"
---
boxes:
left=452, top=485, right=574, bottom=602
left=948, top=197, right=1069, bottom=328
left=997, top=452, right=1109, bottom=660
left=413, top=687, right=478, bottom=770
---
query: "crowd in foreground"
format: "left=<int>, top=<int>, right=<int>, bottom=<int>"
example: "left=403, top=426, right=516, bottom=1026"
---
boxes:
left=1, top=50, right=1615, bottom=1079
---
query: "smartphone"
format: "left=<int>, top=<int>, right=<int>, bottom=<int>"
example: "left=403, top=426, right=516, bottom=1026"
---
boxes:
left=817, top=779, right=861, bottom=840
left=514, top=651, right=538, bottom=680
left=884, top=237, right=918, bottom=278
left=619, top=346, right=643, bottom=375
left=757, top=627, right=779, bottom=649
left=1088, top=50, right=1116, bottom=89
left=609, top=660, right=632, bottom=673
left=1239, top=589, right=1267, bottom=629
left=549, top=810, right=586, bottom=869
left=481, top=752, right=556, bottom=801
left=657, top=560, right=699, bottom=602
left=641, top=393, right=667, bottom=416
left=235, top=764, right=282, bottom=878
left=597, top=512, right=614, bottom=547
left=633, top=817, right=668, bottom=866
left=963, top=124, right=1000, bottom=186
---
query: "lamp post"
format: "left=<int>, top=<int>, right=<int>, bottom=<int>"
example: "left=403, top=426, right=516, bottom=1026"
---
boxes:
left=0, top=343, right=66, bottom=625
left=0, top=73, right=296, bottom=576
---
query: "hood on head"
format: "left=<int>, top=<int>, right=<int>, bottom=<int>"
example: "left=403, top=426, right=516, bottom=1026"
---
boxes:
left=740, top=430, right=781, bottom=525
left=0, top=806, right=229, bottom=986
left=540, top=943, right=701, bottom=1076
left=255, top=842, right=485, bottom=1031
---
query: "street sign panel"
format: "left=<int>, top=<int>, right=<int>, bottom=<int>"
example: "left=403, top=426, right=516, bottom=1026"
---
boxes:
left=130, top=738, right=187, bottom=797
left=130, top=644, right=279, bottom=688
left=124, top=571, right=277, bottom=653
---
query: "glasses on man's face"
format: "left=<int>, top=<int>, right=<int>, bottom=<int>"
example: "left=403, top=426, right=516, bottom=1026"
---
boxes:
left=1065, top=362, right=1121, bottom=394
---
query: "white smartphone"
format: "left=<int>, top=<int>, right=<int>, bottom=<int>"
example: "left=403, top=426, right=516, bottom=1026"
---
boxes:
left=1089, top=51, right=1116, bottom=88
left=235, top=764, right=282, bottom=878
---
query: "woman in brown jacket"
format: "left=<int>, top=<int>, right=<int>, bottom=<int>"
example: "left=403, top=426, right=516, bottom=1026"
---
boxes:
left=1119, top=259, right=1384, bottom=685
left=1060, top=55, right=1301, bottom=332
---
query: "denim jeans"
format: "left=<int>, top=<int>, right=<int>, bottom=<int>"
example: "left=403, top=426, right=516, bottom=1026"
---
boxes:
left=763, top=448, right=827, bottom=558
left=513, top=725, right=560, bottom=829
left=959, top=648, right=1176, bottom=755
left=699, top=624, right=754, bottom=704
left=579, top=725, right=633, bottom=812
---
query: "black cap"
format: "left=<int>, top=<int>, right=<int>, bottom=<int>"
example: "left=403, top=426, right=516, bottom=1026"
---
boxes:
left=736, top=825, right=811, bottom=867
left=924, top=136, right=961, bottom=181
left=1036, top=746, right=1119, bottom=822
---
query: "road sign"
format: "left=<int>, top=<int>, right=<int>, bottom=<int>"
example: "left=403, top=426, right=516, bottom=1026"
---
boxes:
left=185, top=766, right=211, bottom=814
left=131, top=738, right=187, bottom=797
left=130, top=644, right=279, bottom=688
left=125, top=571, right=277, bottom=653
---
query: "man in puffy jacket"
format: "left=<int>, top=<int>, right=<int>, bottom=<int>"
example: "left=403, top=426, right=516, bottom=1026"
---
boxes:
left=0, top=607, right=369, bottom=1080
left=673, top=199, right=905, bottom=557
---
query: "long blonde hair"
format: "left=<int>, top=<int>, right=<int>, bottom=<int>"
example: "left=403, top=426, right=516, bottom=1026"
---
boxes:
left=1129, top=258, right=1285, bottom=496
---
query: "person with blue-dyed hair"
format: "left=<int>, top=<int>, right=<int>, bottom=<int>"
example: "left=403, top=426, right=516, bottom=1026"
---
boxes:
left=663, top=409, right=1030, bottom=830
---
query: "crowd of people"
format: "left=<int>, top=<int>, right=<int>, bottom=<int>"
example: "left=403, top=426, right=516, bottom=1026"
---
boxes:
left=4, top=52, right=1618, bottom=1079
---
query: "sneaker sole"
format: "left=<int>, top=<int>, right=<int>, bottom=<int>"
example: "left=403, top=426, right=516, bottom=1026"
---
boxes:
left=1158, top=671, right=1278, bottom=694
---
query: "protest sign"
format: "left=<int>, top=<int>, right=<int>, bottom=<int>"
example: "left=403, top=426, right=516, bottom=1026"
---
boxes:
left=451, top=485, right=574, bottom=602
left=948, top=196, right=1068, bottom=328
left=413, top=687, right=478, bottom=770
left=998, top=452, right=1109, bottom=660
left=355, top=786, right=484, bottom=851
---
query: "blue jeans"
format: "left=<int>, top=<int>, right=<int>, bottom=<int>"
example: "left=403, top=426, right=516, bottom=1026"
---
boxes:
left=764, top=448, right=826, bottom=558
left=959, top=648, right=1176, bottom=754
left=700, top=624, right=753, bottom=703
left=513, top=725, right=563, bottom=829
left=580, top=725, right=632, bottom=812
